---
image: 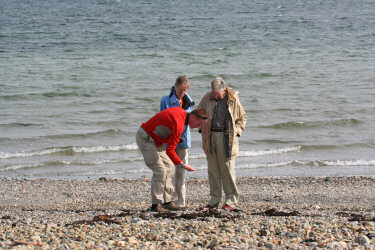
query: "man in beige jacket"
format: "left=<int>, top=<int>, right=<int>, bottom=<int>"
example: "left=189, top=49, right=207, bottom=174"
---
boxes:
left=198, top=77, right=246, bottom=211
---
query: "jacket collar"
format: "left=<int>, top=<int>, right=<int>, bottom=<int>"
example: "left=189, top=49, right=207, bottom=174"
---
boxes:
left=168, top=86, right=195, bottom=110
left=209, top=87, right=235, bottom=102
left=168, top=86, right=176, bottom=98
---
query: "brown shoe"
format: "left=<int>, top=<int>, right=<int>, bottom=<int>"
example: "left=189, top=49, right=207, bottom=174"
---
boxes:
left=150, top=204, right=169, bottom=213
left=164, top=202, right=184, bottom=211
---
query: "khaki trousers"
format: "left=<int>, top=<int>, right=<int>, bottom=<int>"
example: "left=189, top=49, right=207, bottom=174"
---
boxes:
left=207, top=131, right=238, bottom=208
left=136, top=127, right=175, bottom=204
left=173, top=148, right=188, bottom=206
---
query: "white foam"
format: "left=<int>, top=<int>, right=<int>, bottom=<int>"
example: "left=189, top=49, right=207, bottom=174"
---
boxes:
left=188, top=146, right=301, bottom=160
left=0, top=163, right=45, bottom=171
left=238, top=146, right=301, bottom=157
left=319, top=159, right=375, bottom=166
left=0, top=148, right=65, bottom=159
left=0, top=156, right=145, bottom=172
left=236, top=161, right=295, bottom=169
left=71, top=143, right=138, bottom=153
left=0, top=143, right=139, bottom=159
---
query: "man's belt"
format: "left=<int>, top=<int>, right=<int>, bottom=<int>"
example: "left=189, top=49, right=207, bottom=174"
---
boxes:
left=211, top=128, right=224, bottom=132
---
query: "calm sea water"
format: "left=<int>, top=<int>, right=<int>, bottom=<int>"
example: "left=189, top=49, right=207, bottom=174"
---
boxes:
left=1, top=0, right=375, bottom=179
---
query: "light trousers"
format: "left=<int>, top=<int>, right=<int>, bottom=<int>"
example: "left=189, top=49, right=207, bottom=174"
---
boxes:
left=207, top=131, right=238, bottom=208
left=136, top=127, right=175, bottom=205
left=173, top=148, right=188, bottom=206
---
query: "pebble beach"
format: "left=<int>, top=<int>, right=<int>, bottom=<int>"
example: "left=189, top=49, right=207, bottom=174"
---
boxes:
left=1, top=176, right=375, bottom=249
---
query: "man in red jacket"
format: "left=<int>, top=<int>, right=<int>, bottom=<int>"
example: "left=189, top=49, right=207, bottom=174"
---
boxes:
left=136, top=107, right=208, bottom=212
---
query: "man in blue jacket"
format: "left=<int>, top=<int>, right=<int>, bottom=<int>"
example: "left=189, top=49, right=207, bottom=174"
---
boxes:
left=160, top=75, right=195, bottom=207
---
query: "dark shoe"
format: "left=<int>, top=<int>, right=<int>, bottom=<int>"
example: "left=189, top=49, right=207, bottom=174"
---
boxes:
left=164, top=202, right=184, bottom=211
left=222, top=204, right=233, bottom=211
left=150, top=204, right=169, bottom=213
left=200, top=204, right=215, bottom=211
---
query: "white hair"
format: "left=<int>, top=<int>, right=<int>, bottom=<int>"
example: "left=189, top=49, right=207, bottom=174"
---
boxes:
left=211, top=76, right=226, bottom=91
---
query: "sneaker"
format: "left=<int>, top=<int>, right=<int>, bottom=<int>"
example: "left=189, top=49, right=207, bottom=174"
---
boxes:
left=164, top=202, right=184, bottom=211
left=200, top=204, right=215, bottom=211
left=222, top=204, right=233, bottom=211
left=150, top=204, right=169, bottom=213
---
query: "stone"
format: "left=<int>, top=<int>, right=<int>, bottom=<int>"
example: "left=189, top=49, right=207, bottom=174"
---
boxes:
left=31, top=235, right=42, bottom=243
left=355, top=235, right=370, bottom=245
left=265, top=243, right=277, bottom=249
left=301, top=222, right=310, bottom=229
left=116, top=241, right=126, bottom=247
left=130, top=218, right=139, bottom=223
left=326, top=241, right=347, bottom=249
left=208, top=239, right=218, bottom=249
left=128, top=236, right=138, bottom=245
left=107, top=240, right=115, bottom=248
left=85, top=241, right=95, bottom=248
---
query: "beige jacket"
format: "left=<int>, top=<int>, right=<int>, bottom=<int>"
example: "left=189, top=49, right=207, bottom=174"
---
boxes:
left=198, top=87, right=247, bottom=159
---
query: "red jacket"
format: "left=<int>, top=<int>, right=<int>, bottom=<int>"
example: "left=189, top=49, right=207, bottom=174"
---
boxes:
left=141, top=107, right=187, bottom=166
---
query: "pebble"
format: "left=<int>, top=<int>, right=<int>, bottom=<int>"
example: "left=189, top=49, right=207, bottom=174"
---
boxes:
left=356, top=235, right=371, bottom=245
left=0, top=176, right=375, bottom=248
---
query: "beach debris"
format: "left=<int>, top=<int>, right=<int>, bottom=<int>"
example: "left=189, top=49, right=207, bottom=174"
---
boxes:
left=253, top=208, right=300, bottom=217
left=66, top=214, right=121, bottom=226
left=337, top=212, right=375, bottom=222
left=153, top=209, right=242, bottom=221
left=12, top=240, right=43, bottom=247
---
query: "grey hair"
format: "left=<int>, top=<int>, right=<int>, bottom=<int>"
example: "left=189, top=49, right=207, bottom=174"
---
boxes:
left=211, top=76, right=226, bottom=91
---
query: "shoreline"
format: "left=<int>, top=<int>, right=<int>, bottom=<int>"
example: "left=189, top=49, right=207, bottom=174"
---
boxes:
left=1, top=176, right=375, bottom=248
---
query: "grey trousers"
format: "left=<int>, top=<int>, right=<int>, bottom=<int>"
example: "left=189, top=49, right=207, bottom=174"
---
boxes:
left=207, top=131, right=238, bottom=208
left=136, top=127, right=175, bottom=204
left=173, top=148, right=188, bottom=206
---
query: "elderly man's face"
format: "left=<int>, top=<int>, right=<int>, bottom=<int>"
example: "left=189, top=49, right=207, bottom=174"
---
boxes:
left=174, top=83, right=189, bottom=99
left=211, top=89, right=225, bottom=100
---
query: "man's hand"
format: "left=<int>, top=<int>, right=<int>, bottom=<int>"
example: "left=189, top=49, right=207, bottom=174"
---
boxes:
left=183, top=164, right=196, bottom=172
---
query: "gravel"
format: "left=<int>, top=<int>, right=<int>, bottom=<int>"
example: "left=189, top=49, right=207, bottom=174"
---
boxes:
left=1, top=176, right=375, bottom=249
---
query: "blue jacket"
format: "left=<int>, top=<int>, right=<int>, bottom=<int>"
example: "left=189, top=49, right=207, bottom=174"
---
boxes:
left=160, top=87, right=195, bottom=148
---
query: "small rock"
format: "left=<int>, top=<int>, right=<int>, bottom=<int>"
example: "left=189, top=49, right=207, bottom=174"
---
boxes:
left=208, top=239, right=218, bottom=249
left=31, top=235, right=41, bottom=243
left=86, top=241, right=95, bottom=248
left=309, top=231, right=316, bottom=238
left=128, top=236, right=137, bottom=245
left=338, top=241, right=349, bottom=249
left=301, top=222, right=310, bottom=229
left=116, top=241, right=126, bottom=247
left=355, top=235, right=370, bottom=245
left=327, top=242, right=343, bottom=249
left=265, top=243, right=277, bottom=249
left=130, top=218, right=139, bottom=223
left=107, top=240, right=115, bottom=248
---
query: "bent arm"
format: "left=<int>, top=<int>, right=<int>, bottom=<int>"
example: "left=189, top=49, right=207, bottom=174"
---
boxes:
left=166, top=130, right=183, bottom=166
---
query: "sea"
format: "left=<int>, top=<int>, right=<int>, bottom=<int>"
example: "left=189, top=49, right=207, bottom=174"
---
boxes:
left=1, top=0, right=374, bottom=180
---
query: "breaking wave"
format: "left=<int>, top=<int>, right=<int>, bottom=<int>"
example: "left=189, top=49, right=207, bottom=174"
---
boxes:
left=262, top=118, right=361, bottom=129
left=0, top=143, right=138, bottom=159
